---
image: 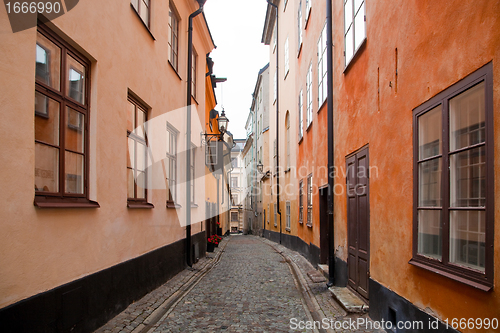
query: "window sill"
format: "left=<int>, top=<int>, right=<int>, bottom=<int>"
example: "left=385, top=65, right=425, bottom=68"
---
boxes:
left=408, top=258, right=492, bottom=292
left=305, top=10, right=312, bottom=29
left=306, top=121, right=313, bottom=132
left=34, top=196, right=100, bottom=208
left=306, top=223, right=312, bottom=228
left=344, top=38, right=366, bottom=74
left=166, top=201, right=182, bottom=209
left=168, top=61, right=182, bottom=80
left=285, top=228, right=291, bottom=232
left=127, top=201, right=154, bottom=209
left=298, top=136, right=303, bottom=144
left=318, top=98, right=327, bottom=112
left=191, top=203, right=199, bottom=208
left=130, top=4, right=156, bottom=41
left=284, top=168, right=290, bottom=173
left=297, top=43, right=302, bottom=58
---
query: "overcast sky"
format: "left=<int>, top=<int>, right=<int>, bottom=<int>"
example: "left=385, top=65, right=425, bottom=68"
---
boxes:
left=204, top=0, right=270, bottom=140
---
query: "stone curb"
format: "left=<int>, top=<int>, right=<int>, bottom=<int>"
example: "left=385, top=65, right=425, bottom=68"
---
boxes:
left=94, top=237, right=230, bottom=333
left=258, top=236, right=336, bottom=333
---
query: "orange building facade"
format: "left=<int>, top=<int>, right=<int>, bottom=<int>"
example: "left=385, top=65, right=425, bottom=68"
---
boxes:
left=332, top=0, right=500, bottom=329
left=261, top=0, right=500, bottom=330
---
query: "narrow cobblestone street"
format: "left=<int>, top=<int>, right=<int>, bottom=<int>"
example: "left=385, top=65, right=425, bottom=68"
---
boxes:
left=96, top=235, right=384, bottom=333
left=152, top=236, right=311, bottom=332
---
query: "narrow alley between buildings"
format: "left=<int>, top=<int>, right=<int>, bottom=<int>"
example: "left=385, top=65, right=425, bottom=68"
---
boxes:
left=95, top=235, right=381, bottom=333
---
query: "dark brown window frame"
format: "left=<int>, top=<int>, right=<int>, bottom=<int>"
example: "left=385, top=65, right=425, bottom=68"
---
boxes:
left=166, top=123, right=179, bottom=208
left=168, top=2, right=180, bottom=73
left=34, top=23, right=98, bottom=209
left=131, top=0, right=151, bottom=28
left=307, top=173, right=313, bottom=227
left=191, top=48, right=197, bottom=100
left=127, top=95, right=153, bottom=209
left=299, top=179, right=303, bottom=223
left=410, top=62, right=494, bottom=291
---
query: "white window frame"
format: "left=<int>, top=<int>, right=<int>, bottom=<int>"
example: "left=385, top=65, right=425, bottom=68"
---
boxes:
left=166, top=123, right=178, bottom=203
left=344, top=0, right=366, bottom=67
left=274, top=71, right=277, bottom=104
left=274, top=203, right=278, bottom=227
left=297, top=0, right=303, bottom=52
left=284, top=37, right=289, bottom=77
left=298, top=89, right=303, bottom=139
left=305, top=0, right=312, bottom=24
left=317, top=23, right=327, bottom=107
left=286, top=201, right=291, bottom=230
left=306, top=63, right=313, bottom=127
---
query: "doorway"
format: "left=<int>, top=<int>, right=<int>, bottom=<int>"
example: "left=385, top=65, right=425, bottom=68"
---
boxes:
left=346, top=146, right=370, bottom=300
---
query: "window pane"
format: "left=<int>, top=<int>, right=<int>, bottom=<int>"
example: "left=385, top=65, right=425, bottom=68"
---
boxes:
left=354, top=2, right=365, bottom=50
left=35, top=143, right=59, bottom=192
left=65, top=151, right=84, bottom=194
left=127, top=101, right=135, bottom=132
left=450, top=210, right=485, bottom=271
left=417, top=210, right=442, bottom=260
left=344, top=0, right=353, bottom=33
left=354, top=0, right=363, bottom=12
left=136, top=171, right=146, bottom=199
left=140, top=0, right=149, bottom=26
left=66, top=107, right=85, bottom=153
left=136, top=107, right=146, bottom=139
left=36, top=32, right=61, bottom=90
left=345, top=27, right=354, bottom=63
left=418, top=158, right=442, bottom=207
left=449, top=82, right=485, bottom=151
left=137, top=142, right=147, bottom=172
left=127, top=137, right=134, bottom=168
left=66, top=56, right=86, bottom=104
left=418, top=105, right=442, bottom=160
left=450, top=146, right=486, bottom=207
left=127, top=168, right=135, bottom=198
left=35, top=92, right=60, bottom=146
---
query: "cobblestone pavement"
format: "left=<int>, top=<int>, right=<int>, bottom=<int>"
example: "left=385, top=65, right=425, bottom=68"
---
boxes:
left=259, top=237, right=385, bottom=333
left=152, top=235, right=312, bottom=333
left=95, top=235, right=385, bottom=333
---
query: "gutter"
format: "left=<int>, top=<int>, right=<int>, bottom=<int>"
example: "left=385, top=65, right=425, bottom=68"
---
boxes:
left=186, top=3, right=205, bottom=268
left=326, top=0, right=335, bottom=286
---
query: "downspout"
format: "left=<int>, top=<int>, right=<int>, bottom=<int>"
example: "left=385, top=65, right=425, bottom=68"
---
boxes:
left=267, top=0, right=282, bottom=245
left=326, top=0, right=336, bottom=286
left=186, top=4, right=204, bottom=268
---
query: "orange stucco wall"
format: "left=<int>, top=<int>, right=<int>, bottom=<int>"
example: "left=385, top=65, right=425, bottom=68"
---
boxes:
left=0, top=0, right=214, bottom=309
left=332, top=0, right=500, bottom=327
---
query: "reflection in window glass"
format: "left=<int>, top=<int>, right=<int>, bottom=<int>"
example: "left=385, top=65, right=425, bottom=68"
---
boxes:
left=417, top=210, right=442, bottom=260
left=450, top=210, right=485, bottom=271
left=36, top=32, right=61, bottom=90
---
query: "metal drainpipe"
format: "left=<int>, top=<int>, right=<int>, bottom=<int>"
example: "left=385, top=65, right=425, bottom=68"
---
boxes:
left=326, top=0, right=336, bottom=287
left=267, top=0, right=282, bottom=245
left=186, top=5, right=204, bottom=268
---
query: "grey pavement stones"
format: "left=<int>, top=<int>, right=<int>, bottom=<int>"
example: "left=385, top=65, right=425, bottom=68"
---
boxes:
left=94, top=239, right=229, bottom=333
left=95, top=235, right=385, bottom=333
left=328, top=287, right=368, bottom=314
left=259, top=237, right=385, bottom=333
left=151, top=235, right=312, bottom=333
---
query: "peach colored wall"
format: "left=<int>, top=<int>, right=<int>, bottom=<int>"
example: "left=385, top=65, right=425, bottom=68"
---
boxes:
left=0, top=0, right=214, bottom=308
left=295, top=0, right=328, bottom=249
left=332, top=0, right=500, bottom=327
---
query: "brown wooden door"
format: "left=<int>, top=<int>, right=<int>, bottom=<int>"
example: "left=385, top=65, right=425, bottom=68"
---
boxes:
left=346, top=147, right=370, bottom=299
